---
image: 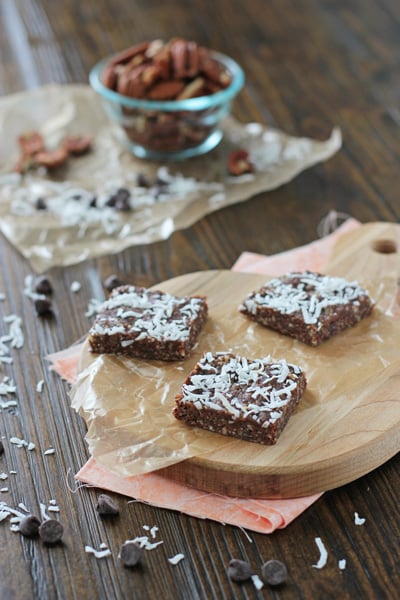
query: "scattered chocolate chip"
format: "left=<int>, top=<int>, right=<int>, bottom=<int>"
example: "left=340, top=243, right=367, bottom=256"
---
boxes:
left=116, top=187, right=131, bottom=200
left=35, top=197, right=47, bottom=210
left=34, top=276, right=53, bottom=295
left=34, top=298, right=53, bottom=317
left=89, top=195, right=97, bottom=208
left=103, top=274, right=126, bottom=292
left=227, top=558, right=253, bottom=582
left=114, top=196, right=131, bottom=211
left=105, top=194, right=117, bottom=207
left=96, top=493, right=119, bottom=516
left=19, top=515, right=41, bottom=537
left=261, top=559, right=288, bottom=586
left=38, top=519, right=64, bottom=544
left=136, top=173, right=151, bottom=188
left=0, top=440, right=4, bottom=455
left=119, top=541, right=143, bottom=567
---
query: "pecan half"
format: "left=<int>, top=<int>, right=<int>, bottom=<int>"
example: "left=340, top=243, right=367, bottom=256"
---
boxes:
left=228, top=149, right=254, bottom=176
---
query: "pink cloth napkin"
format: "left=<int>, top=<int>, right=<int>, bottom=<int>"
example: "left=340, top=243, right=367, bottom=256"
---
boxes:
left=50, top=217, right=361, bottom=534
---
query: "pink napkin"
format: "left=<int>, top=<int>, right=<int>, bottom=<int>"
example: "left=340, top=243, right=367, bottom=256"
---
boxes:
left=50, top=217, right=361, bottom=534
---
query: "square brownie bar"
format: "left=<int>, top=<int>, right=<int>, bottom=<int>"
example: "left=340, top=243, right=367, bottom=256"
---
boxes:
left=173, top=352, right=306, bottom=445
left=239, top=271, right=374, bottom=346
left=88, top=285, right=208, bottom=361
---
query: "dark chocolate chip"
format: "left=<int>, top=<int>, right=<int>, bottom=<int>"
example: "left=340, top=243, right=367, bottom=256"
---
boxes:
left=261, top=559, right=288, bottom=586
left=0, top=440, right=4, bottom=455
left=116, top=187, right=131, bottom=200
left=114, top=196, right=131, bottom=211
left=96, top=493, right=119, bottom=516
left=136, top=173, right=151, bottom=188
left=38, top=519, right=64, bottom=544
left=119, top=541, right=143, bottom=567
left=19, top=515, right=41, bottom=537
left=227, top=558, right=253, bottom=582
left=34, top=276, right=53, bottom=295
left=89, top=196, right=97, bottom=208
left=34, top=298, right=53, bottom=316
left=35, top=197, right=47, bottom=210
left=105, top=194, right=117, bottom=207
left=103, top=274, right=126, bottom=292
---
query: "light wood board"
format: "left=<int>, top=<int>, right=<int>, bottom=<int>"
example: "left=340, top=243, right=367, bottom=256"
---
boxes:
left=81, top=222, right=400, bottom=498
left=158, top=222, right=400, bottom=497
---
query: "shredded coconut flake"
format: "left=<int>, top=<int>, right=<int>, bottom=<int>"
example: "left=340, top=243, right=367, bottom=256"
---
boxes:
left=338, top=559, right=347, bottom=570
left=70, top=281, right=81, bottom=293
left=312, top=537, right=328, bottom=569
left=36, top=380, right=45, bottom=393
left=354, top=512, right=366, bottom=526
left=85, top=545, right=112, bottom=559
left=251, top=574, right=264, bottom=590
left=168, top=553, right=185, bottom=565
left=44, top=448, right=55, bottom=455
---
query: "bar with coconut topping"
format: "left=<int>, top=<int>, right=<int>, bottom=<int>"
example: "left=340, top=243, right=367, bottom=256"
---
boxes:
left=239, top=271, right=374, bottom=346
left=173, top=352, right=306, bottom=445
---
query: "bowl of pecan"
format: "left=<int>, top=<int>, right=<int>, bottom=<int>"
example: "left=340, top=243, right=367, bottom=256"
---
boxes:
left=89, top=38, right=245, bottom=161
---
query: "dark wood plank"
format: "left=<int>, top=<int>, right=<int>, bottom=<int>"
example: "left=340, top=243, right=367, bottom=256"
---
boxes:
left=1, top=0, right=399, bottom=598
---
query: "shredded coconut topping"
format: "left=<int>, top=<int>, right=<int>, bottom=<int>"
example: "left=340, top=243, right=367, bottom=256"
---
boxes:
left=242, top=271, right=370, bottom=325
left=90, top=286, right=204, bottom=342
left=179, top=352, right=303, bottom=426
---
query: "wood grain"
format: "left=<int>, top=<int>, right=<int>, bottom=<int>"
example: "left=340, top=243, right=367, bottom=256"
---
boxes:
left=1, top=1, right=400, bottom=599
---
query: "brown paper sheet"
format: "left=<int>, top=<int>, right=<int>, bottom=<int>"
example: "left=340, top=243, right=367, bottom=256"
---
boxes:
left=0, top=84, right=341, bottom=272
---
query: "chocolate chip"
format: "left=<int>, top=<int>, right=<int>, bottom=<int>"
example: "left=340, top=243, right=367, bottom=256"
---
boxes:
left=105, top=194, right=117, bottom=207
left=116, top=187, right=131, bottom=201
left=35, top=197, right=47, bottom=210
left=19, top=515, right=41, bottom=537
left=34, top=298, right=53, bottom=316
left=38, top=519, right=64, bottom=544
left=119, top=541, right=143, bottom=567
left=89, top=195, right=97, bottom=208
left=114, top=196, right=131, bottom=211
left=261, top=559, right=288, bottom=586
left=34, top=276, right=53, bottom=295
left=227, top=558, right=253, bottom=582
left=0, top=440, right=4, bottom=455
left=136, top=173, right=151, bottom=188
left=103, top=274, right=126, bottom=292
left=96, top=493, right=119, bottom=516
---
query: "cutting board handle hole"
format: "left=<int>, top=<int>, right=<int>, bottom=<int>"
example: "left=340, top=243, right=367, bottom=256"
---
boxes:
left=372, top=239, right=397, bottom=254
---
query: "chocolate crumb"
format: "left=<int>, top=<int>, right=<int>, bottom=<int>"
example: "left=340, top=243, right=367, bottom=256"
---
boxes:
left=137, top=173, right=151, bottom=188
left=96, top=493, right=119, bottom=516
left=0, top=440, right=4, bottom=455
left=103, top=274, right=126, bottom=292
left=34, top=276, right=53, bottom=295
left=34, top=298, right=53, bottom=317
left=38, top=519, right=64, bottom=544
left=19, top=515, right=41, bottom=537
left=227, top=558, right=253, bottom=582
left=261, top=559, right=288, bottom=586
left=119, top=541, right=143, bottom=567
left=35, top=197, right=47, bottom=210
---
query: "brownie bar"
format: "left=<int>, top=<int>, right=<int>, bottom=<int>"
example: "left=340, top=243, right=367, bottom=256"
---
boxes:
left=239, top=271, right=374, bottom=346
left=173, top=352, right=306, bottom=445
left=88, top=285, right=208, bottom=361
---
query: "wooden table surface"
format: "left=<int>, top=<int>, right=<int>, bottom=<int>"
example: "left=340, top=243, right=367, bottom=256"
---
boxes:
left=1, top=1, right=399, bottom=598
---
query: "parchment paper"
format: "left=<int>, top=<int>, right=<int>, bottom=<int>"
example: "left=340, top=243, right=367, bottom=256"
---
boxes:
left=0, top=84, right=342, bottom=272
left=70, top=267, right=400, bottom=478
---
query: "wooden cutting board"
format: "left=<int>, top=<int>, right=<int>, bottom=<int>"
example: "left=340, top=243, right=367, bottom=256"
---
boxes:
left=157, top=222, right=400, bottom=497
left=79, top=222, right=400, bottom=498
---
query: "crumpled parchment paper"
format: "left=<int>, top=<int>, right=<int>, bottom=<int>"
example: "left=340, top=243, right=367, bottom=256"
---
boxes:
left=0, top=84, right=342, bottom=272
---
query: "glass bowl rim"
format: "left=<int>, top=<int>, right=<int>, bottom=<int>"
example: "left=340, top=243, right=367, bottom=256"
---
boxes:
left=89, top=49, right=245, bottom=112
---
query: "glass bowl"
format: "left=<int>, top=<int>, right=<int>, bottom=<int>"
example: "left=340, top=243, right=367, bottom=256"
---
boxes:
left=89, top=50, right=245, bottom=161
